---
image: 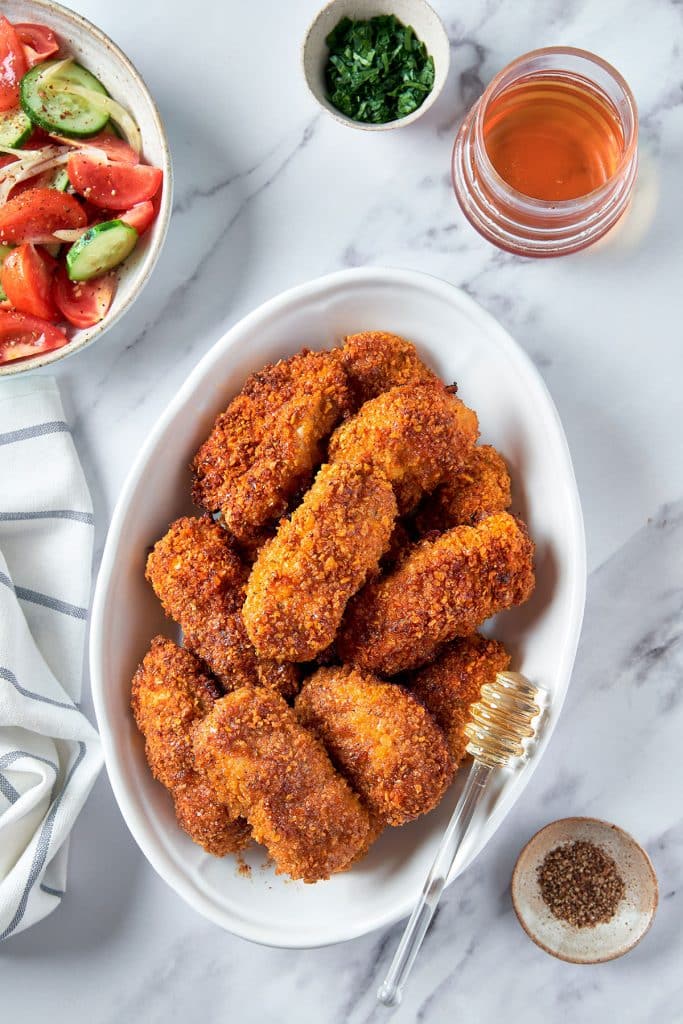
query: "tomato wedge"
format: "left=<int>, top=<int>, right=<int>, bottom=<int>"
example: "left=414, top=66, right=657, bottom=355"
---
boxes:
left=8, top=168, right=58, bottom=199
left=53, top=264, right=116, bottom=328
left=81, top=133, right=138, bottom=165
left=23, top=126, right=54, bottom=149
left=0, top=188, right=86, bottom=244
left=119, top=200, right=156, bottom=235
left=14, top=22, right=59, bottom=68
left=0, top=308, right=68, bottom=364
left=1, top=243, right=58, bottom=321
left=67, top=152, right=162, bottom=210
left=0, top=16, right=27, bottom=111
left=49, top=132, right=139, bottom=165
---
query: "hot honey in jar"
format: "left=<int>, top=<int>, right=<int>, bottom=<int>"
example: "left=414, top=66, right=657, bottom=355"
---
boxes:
left=452, top=48, right=638, bottom=256
left=482, top=75, right=626, bottom=202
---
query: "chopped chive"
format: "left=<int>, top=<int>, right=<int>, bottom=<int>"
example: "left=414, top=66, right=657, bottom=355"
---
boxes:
left=325, top=14, right=435, bottom=124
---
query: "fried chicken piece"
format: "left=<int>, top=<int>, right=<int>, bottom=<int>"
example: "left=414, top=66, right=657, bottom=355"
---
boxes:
left=193, top=686, right=374, bottom=882
left=340, top=331, right=440, bottom=406
left=415, top=445, right=511, bottom=533
left=338, top=511, right=535, bottom=675
left=192, top=349, right=350, bottom=544
left=296, top=665, right=454, bottom=826
left=380, top=520, right=414, bottom=570
left=243, top=461, right=397, bottom=662
left=408, top=634, right=510, bottom=766
left=146, top=515, right=299, bottom=699
left=328, top=383, right=478, bottom=513
left=131, top=637, right=250, bottom=856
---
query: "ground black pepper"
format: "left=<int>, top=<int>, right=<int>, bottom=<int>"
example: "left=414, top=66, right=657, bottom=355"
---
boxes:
left=538, top=840, right=625, bottom=927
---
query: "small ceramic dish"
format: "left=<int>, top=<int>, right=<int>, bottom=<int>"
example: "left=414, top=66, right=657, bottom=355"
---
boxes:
left=302, top=0, right=450, bottom=131
left=511, top=817, right=658, bottom=963
left=0, top=0, right=172, bottom=377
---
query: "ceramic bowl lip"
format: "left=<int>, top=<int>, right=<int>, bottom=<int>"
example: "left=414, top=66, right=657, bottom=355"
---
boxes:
left=511, top=816, right=659, bottom=964
left=0, top=0, right=173, bottom=378
left=90, top=265, right=586, bottom=948
left=301, top=0, right=451, bottom=131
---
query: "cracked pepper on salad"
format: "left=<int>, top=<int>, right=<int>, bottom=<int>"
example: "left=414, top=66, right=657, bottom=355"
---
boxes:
left=0, top=15, right=163, bottom=365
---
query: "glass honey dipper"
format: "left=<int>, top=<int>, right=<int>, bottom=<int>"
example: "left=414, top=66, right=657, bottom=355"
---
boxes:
left=377, top=671, right=545, bottom=1007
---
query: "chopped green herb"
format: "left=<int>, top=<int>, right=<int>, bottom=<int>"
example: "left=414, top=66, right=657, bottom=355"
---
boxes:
left=325, top=15, right=435, bottom=125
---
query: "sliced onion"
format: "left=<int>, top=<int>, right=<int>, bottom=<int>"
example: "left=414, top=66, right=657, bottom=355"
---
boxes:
left=37, top=57, right=74, bottom=86
left=23, top=44, right=40, bottom=67
left=43, top=134, right=109, bottom=160
left=0, top=144, right=44, bottom=160
left=52, top=228, right=88, bottom=242
left=0, top=149, right=71, bottom=204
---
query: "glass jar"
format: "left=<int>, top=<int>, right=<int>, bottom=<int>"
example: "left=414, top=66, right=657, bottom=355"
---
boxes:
left=452, top=47, right=639, bottom=257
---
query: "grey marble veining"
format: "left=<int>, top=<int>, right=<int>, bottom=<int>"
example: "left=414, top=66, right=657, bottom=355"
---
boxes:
left=1, top=1, right=682, bottom=1021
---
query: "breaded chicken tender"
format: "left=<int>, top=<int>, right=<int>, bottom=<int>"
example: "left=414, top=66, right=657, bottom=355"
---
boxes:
left=296, top=666, right=454, bottom=826
left=380, top=520, right=414, bottom=570
left=131, top=637, right=250, bottom=855
left=146, top=515, right=298, bottom=698
left=341, top=331, right=439, bottom=406
left=193, top=686, right=374, bottom=882
left=328, top=383, right=478, bottom=513
left=338, top=511, right=535, bottom=675
left=415, top=445, right=511, bottom=533
left=192, top=350, right=350, bottom=544
left=243, top=461, right=397, bottom=662
left=408, top=634, right=510, bottom=766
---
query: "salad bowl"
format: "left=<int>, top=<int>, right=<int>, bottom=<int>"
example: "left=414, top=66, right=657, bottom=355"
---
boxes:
left=90, top=267, right=586, bottom=948
left=0, top=0, right=172, bottom=376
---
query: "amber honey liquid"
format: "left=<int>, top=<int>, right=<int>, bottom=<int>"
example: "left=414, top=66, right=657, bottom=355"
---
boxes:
left=482, top=74, right=626, bottom=201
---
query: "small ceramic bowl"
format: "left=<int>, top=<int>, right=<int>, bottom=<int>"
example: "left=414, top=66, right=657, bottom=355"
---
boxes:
left=302, top=0, right=450, bottom=131
left=511, top=817, right=658, bottom=964
left=0, top=0, right=172, bottom=377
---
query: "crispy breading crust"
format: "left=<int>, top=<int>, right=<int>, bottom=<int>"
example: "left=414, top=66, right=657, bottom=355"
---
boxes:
left=192, top=350, right=351, bottom=544
left=296, top=666, right=454, bottom=826
left=328, top=383, right=479, bottom=513
left=243, top=462, right=398, bottom=662
left=408, top=634, right=510, bottom=766
left=380, top=520, right=413, bottom=570
left=130, top=637, right=250, bottom=855
left=193, top=687, right=373, bottom=882
left=145, top=515, right=299, bottom=698
left=341, top=331, right=440, bottom=406
left=338, top=512, right=535, bottom=675
left=415, top=445, right=511, bottom=533
left=192, top=358, right=297, bottom=510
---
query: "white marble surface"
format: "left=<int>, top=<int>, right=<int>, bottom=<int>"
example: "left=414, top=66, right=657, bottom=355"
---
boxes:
left=2, top=0, right=682, bottom=1020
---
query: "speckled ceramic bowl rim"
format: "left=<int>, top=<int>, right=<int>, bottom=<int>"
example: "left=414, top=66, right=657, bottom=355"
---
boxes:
left=301, top=0, right=451, bottom=131
left=0, top=0, right=173, bottom=377
left=511, top=816, right=659, bottom=964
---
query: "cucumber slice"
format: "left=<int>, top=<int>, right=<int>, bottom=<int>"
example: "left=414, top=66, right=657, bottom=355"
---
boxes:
left=20, top=60, right=109, bottom=138
left=0, top=108, right=32, bottom=147
left=0, top=243, right=13, bottom=302
left=66, top=220, right=138, bottom=281
left=51, top=168, right=70, bottom=192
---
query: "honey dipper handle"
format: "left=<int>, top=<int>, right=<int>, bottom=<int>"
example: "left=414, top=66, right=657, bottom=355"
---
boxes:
left=377, top=760, right=492, bottom=1007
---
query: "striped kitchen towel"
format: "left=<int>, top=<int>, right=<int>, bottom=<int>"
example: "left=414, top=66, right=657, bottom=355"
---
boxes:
left=0, top=377, right=102, bottom=941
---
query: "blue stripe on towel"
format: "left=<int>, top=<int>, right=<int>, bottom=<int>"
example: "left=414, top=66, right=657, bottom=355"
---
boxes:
left=0, top=421, right=69, bottom=447
left=0, top=572, right=87, bottom=620
left=0, top=742, right=86, bottom=941
left=0, top=772, right=21, bottom=804
left=0, top=667, right=77, bottom=712
left=0, top=510, right=94, bottom=525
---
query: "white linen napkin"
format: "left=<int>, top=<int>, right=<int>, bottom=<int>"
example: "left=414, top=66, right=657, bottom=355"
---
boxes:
left=0, top=377, right=102, bottom=941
